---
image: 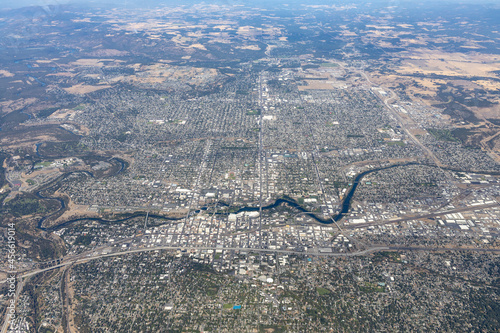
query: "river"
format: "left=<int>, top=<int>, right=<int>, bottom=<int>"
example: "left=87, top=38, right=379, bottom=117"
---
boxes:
left=36, top=162, right=419, bottom=231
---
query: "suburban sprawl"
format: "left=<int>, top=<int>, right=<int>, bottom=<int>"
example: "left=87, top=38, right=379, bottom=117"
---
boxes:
left=0, top=1, right=499, bottom=332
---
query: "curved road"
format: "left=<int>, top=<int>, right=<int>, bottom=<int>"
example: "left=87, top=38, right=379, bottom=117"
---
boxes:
left=2, top=241, right=499, bottom=332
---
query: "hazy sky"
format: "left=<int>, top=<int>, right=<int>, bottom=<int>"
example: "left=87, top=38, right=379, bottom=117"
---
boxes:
left=1, top=0, right=66, bottom=8
left=1, top=0, right=497, bottom=10
left=0, top=0, right=128, bottom=10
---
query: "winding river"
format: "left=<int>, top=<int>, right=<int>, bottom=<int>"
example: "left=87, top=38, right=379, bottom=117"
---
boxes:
left=36, top=162, right=420, bottom=231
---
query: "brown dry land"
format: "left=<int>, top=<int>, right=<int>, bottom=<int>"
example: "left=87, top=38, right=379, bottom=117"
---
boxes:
left=63, top=83, right=112, bottom=94
left=0, top=97, right=37, bottom=115
left=370, top=47, right=500, bottom=122
left=0, top=70, right=15, bottom=77
left=298, top=80, right=336, bottom=90
left=51, top=196, right=97, bottom=228
left=366, top=46, right=500, bottom=158
left=48, top=109, right=82, bottom=120
left=0, top=124, right=81, bottom=150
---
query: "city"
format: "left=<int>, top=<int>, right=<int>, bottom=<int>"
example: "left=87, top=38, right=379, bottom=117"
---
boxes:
left=0, top=1, right=499, bottom=332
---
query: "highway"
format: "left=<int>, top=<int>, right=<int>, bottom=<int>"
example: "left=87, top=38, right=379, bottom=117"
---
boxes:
left=258, top=74, right=264, bottom=249
left=359, top=70, right=444, bottom=168
left=0, top=277, right=24, bottom=333
left=345, top=202, right=500, bottom=229
left=11, top=242, right=500, bottom=281
left=2, top=240, right=499, bottom=331
left=17, top=245, right=388, bottom=280
left=3, top=61, right=499, bottom=333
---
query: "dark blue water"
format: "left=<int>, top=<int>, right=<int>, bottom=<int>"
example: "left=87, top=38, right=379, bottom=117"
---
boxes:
left=36, top=192, right=65, bottom=228
left=26, top=74, right=46, bottom=86
left=35, top=142, right=43, bottom=157
left=331, top=163, right=417, bottom=222
left=111, top=158, right=127, bottom=174
left=36, top=171, right=94, bottom=230
left=37, top=163, right=419, bottom=231
left=20, top=110, right=32, bottom=120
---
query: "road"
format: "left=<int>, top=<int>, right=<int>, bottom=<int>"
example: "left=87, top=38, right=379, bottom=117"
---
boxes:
left=359, top=71, right=444, bottom=168
left=480, top=126, right=500, bottom=163
left=0, top=277, right=24, bottom=333
left=16, top=245, right=387, bottom=281
left=180, top=139, right=212, bottom=241
left=258, top=74, right=264, bottom=249
left=346, top=202, right=500, bottom=229
left=12, top=241, right=500, bottom=282
left=2, top=240, right=499, bottom=331
left=2, top=64, right=498, bottom=331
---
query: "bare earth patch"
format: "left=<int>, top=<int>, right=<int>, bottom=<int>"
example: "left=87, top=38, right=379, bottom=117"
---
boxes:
left=0, top=69, right=15, bottom=77
left=63, top=84, right=112, bottom=94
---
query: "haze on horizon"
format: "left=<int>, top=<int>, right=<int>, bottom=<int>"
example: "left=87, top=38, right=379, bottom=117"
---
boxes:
left=1, top=0, right=498, bottom=10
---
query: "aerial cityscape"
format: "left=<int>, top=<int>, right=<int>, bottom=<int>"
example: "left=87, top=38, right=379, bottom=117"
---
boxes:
left=0, top=0, right=499, bottom=332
